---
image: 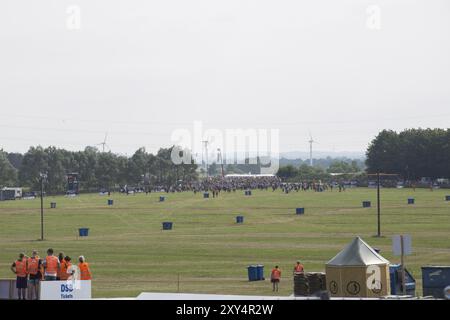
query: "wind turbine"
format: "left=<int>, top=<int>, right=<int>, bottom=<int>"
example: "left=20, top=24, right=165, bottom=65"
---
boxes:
left=97, top=133, right=110, bottom=152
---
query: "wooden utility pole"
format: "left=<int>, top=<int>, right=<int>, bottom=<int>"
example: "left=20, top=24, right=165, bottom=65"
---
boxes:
left=39, top=173, right=47, bottom=241
left=377, top=172, right=381, bottom=237
left=368, top=173, right=398, bottom=237
left=400, top=235, right=406, bottom=295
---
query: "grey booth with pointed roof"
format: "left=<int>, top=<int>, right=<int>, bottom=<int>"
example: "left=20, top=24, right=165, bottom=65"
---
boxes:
left=325, top=237, right=390, bottom=297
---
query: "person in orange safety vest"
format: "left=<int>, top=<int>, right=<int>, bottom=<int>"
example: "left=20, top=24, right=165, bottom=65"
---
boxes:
left=270, top=266, right=281, bottom=292
left=27, top=250, right=41, bottom=300
left=57, top=252, right=66, bottom=280
left=59, top=256, right=72, bottom=281
left=42, top=248, right=60, bottom=281
left=78, top=256, right=92, bottom=280
left=11, top=253, right=28, bottom=300
left=293, top=260, right=304, bottom=275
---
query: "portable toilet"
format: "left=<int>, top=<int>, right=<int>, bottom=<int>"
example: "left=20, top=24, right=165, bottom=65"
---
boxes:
left=296, top=208, right=305, bottom=215
left=256, top=265, right=265, bottom=280
left=325, top=237, right=390, bottom=297
left=407, top=198, right=415, bottom=205
left=247, top=265, right=258, bottom=281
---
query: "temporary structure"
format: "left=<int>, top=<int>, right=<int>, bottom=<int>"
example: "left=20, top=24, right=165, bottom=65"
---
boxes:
left=326, top=237, right=390, bottom=297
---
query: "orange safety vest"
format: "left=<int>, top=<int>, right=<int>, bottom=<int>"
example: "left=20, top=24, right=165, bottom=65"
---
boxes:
left=78, top=262, right=92, bottom=280
left=60, top=260, right=71, bottom=280
left=57, top=259, right=64, bottom=278
left=15, top=259, right=28, bottom=277
left=45, top=256, right=59, bottom=275
left=271, top=268, right=281, bottom=280
left=27, top=257, right=40, bottom=275
left=294, top=264, right=304, bottom=273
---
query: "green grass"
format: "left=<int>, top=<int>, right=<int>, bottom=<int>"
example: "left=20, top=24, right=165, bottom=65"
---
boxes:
left=0, top=188, right=449, bottom=298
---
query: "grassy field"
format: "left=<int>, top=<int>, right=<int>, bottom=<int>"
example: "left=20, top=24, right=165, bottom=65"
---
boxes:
left=0, top=188, right=449, bottom=298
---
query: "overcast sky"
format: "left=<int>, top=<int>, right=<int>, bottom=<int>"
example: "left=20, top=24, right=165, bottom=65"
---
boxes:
left=0, top=0, right=449, bottom=156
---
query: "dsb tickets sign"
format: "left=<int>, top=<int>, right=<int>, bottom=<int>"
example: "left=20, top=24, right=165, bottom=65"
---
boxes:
left=40, top=280, right=91, bottom=300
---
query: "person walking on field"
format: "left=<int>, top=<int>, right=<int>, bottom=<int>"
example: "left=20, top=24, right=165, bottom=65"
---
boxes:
left=293, top=260, right=304, bottom=275
left=78, top=256, right=92, bottom=280
left=42, top=248, right=60, bottom=281
left=11, top=253, right=28, bottom=300
left=270, top=266, right=281, bottom=292
left=27, top=250, right=41, bottom=300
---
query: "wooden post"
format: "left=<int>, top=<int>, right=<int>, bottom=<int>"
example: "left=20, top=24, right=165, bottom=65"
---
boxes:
left=177, top=273, right=180, bottom=293
left=400, top=235, right=406, bottom=295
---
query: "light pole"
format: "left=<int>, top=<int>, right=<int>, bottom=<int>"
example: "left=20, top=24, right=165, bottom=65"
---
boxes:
left=202, top=140, right=209, bottom=178
left=39, top=172, right=47, bottom=241
left=217, top=148, right=224, bottom=178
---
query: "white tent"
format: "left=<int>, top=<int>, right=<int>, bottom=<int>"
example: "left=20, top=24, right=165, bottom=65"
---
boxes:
left=326, top=237, right=390, bottom=297
left=327, top=237, right=389, bottom=266
left=224, top=174, right=275, bottom=178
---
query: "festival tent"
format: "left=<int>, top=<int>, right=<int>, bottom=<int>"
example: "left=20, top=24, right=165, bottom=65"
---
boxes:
left=326, top=237, right=390, bottom=297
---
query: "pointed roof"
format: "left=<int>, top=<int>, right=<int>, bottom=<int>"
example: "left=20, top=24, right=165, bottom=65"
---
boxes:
left=326, top=237, right=390, bottom=266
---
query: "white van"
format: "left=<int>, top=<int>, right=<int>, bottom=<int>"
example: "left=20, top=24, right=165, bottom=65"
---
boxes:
left=1, top=187, right=22, bottom=199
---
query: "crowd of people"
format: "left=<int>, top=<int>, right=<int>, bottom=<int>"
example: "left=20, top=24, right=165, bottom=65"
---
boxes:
left=279, top=181, right=347, bottom=193
left=124, top=176, right=350, bottom=196
left=191, top=176, right=281, bottom=194
left=10, top=248, right=92, bottom=300
left=106, top=173, right=359, bottom=197
left=187, top=177, right=348, bottom=195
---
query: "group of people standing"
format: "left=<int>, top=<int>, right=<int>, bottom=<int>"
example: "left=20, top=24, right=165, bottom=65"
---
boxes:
left=270, top=260, right=304, bottom=292
left=10, top=248, right=92, bottom=300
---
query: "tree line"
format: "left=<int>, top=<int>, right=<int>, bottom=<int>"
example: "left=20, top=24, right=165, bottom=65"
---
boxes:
left=0, top=146, right=198, bottom=194
left=275, top=128, right=449, bottom=182
left=279, top=157, right=365, bottom=170
left=365, top=128, right=450, bottom=180
left=276, top=160, right=363, bottom=181
left=1, top=128, right=447, bottom=192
